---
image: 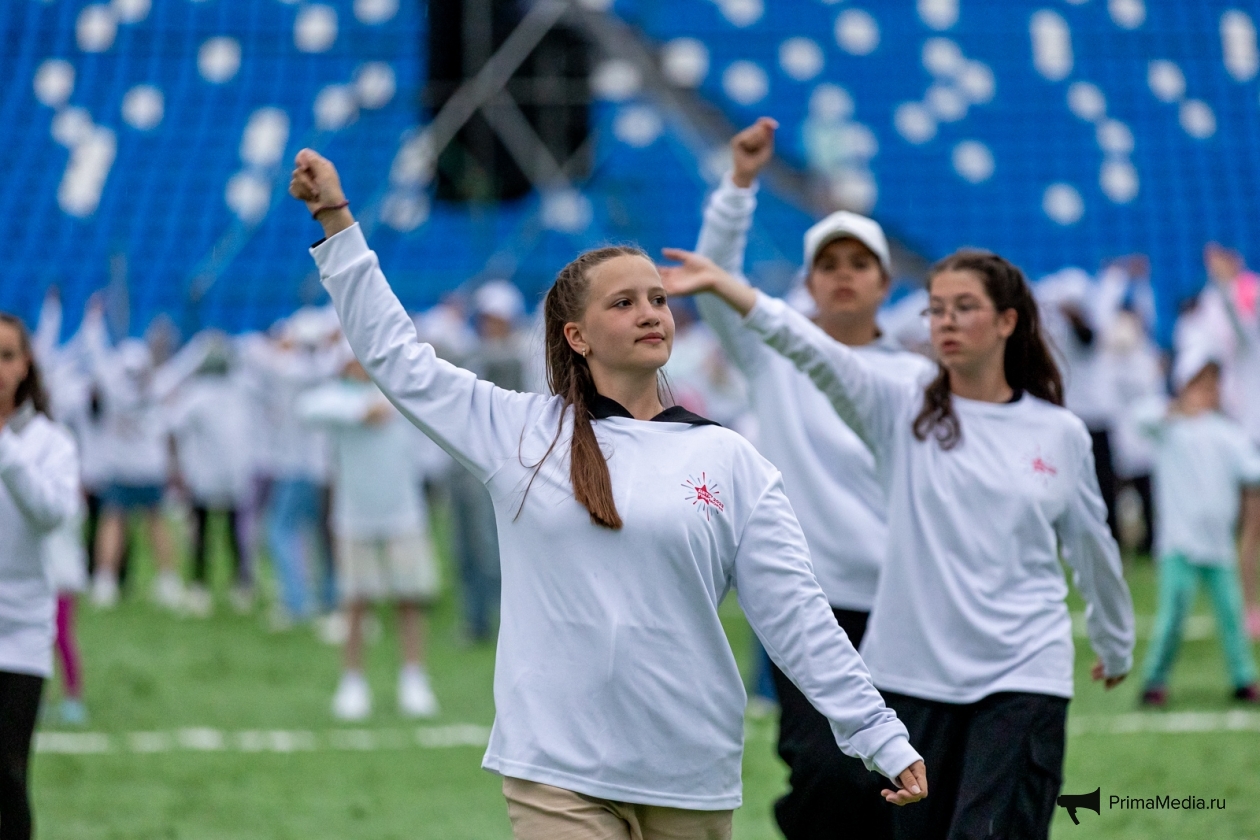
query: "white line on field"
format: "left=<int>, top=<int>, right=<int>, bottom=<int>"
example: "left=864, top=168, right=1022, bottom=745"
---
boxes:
left=1072, top=613, right=1221, bottom=641
left=1068, top=711, right=1260, bottom=736
left=35, top=723, right=491, bottom=756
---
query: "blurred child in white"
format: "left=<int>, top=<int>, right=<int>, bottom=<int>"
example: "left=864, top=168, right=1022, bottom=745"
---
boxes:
left=1202, top=244, right=1260, bottom=637
left=80, top=303, right=183, bottom=609
left=30, top=291, right=91, bottom=724
left=0, top=312, right=81, bottom=839
left=1137, top=344, right=1260, bottom=706
left=168, top=333, right=256, bottom=616
left=300, top=354, right=443, bottom=720
left=239, top=310, right=341, bottom=628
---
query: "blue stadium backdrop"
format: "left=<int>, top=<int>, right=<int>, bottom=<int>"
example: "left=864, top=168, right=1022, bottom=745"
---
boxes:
left=2, top=0, right=1258, bottom=345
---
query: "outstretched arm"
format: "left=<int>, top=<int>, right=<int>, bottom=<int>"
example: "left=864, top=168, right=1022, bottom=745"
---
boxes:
left=289, top=149, right=546, bottom=483
left=734, top=476, right=926, bottom=805
left=1058, top=429, right=1135, bottom=690
left=661, top=250, right=913, bottom=458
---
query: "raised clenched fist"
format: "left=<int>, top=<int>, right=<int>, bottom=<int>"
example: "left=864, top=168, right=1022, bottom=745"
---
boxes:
left=731, top=117, right=778, bottom=188
left=290, top=148, right=354, bottom=237
left=289, top=148, right=345, bottom=212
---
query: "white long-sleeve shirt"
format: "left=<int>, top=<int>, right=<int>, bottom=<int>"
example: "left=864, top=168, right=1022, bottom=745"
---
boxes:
left=298, top=379, right=439, bottom=539
left=168, top=373, right=256, bottom=506
left=0, top=405, right=80, bottom=677
left=239, top=336, right=339, bottom=482
left=745, top=292, right=1135, bottom=704
left=312, top=224, right=919, bottom=810
left=1141, top=408, right=1260, bottom=565
left=694, top=176, right=934, bottom=611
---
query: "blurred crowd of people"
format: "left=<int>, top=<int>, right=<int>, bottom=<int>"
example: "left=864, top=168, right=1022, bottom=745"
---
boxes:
left=14, top=236, right=1260, bottom=731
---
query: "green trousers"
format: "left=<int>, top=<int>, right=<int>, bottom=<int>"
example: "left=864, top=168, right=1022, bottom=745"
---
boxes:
left=1142, top=553, right=1258, bottom=689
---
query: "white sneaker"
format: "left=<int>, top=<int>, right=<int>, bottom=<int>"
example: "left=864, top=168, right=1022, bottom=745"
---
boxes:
left=398, top=666, right=439, bottom=718
left=90, top=573, right=119, bottom=609
left=333, top=672, right=372, bottom=721
left=153, top=572, right=185, bottom=612
left=184, top=584, right=213, bottom=618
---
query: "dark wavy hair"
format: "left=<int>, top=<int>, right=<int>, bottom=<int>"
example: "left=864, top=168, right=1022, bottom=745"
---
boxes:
left=912, top=251, right=1063, bottom=449
left=0, top=313, right=51, bottom=417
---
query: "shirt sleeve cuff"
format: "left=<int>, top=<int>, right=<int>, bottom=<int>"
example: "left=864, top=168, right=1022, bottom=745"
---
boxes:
left=742, top=290, right=782, bottom=331
left=1103, top=651, right=1133, bottom=678
left=310, top=222, right=370, bottom=279
left=867, top=734, right=923, bottom=782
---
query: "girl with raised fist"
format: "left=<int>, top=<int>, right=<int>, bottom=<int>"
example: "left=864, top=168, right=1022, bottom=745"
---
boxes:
left=288, top=148, right=926, bottom=840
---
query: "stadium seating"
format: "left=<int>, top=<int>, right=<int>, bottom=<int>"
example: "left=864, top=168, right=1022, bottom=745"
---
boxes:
left=3, top=0, right=1259, bottom=344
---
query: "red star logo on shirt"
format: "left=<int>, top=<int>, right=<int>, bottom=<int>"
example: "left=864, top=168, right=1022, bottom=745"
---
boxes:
left=683, top=473, right=725, bottom=520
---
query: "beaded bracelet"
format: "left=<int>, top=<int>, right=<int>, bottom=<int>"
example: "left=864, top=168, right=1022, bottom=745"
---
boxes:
left=311, top=199, right=350, bottom=220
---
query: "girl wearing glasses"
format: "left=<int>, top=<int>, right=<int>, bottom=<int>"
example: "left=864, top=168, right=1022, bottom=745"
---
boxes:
left=661, top=248, right=1134, bottom=840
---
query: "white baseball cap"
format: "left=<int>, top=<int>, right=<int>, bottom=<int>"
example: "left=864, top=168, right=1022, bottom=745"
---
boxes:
left=803, top=210, right=891, bottom=275
left=1172, top=340, right=1222, bottom=393
left=474, top=279, right=525, bottom=323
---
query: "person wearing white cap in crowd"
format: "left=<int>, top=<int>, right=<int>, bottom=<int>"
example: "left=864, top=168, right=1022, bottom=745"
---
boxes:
left=299, top=353, right=446, bottom=720
left=1136, top=341, right=1260, bottom=707
left=239, top=309, right=343, bottom=628
left=0, top=312, right=81, bottom=840
left=689, top=117, right=933, bottom=840
left=661, top=245, right=1134, bottom=840
left=446, top=279, right=534, bottom=644
left=289, top=148, right=927, bottom=840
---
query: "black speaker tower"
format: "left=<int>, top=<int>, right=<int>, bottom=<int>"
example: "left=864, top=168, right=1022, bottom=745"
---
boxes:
left=426, top=0, right=591, bottom=203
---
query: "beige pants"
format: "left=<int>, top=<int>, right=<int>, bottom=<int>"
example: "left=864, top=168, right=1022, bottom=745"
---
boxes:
left=502, top=777, right=733, bottom=840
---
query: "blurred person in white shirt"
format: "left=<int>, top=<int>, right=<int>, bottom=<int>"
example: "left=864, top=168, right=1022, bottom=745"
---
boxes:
left=168, top=333, right=256, bottom=616
left=299, top=356, right=443, bottom=720
left=0, top=311, right=80, bottom=839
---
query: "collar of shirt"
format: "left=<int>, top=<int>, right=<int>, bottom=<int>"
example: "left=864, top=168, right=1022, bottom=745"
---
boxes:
left=589, top=393, right=721, bottom=427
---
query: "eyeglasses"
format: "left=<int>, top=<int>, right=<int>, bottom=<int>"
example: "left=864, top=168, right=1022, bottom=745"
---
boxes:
left=921, top=301, right=993, bottom=323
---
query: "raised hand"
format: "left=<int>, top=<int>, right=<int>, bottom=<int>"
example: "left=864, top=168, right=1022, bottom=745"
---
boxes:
left=658, top=248, right=758, bottom=316
left=881, top=759, right=928, bottom=806
left=290, top=148, right=355, bottom=238
left=731, top=117, right=778, bottom=188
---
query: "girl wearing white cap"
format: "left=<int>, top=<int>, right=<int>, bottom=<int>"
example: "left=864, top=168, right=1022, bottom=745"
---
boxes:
left=288, top=148, right=926, bottom=839
left=661, top=248, right=1134, bottom=840
left=0, top=312, right=80, bottom=840
left=693, top=118, right=933, bottom=839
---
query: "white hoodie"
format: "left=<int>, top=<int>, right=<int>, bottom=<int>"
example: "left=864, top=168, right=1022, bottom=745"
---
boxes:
left=0, top=405, right=80, bottom=676
left=745, top=292, right=1135, bottom=704
left=311, top=224, right=920, bottom=810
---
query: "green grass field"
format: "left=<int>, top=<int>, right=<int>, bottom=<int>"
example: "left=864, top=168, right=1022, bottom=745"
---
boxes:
left=31, top=510, right=1260, bottom=839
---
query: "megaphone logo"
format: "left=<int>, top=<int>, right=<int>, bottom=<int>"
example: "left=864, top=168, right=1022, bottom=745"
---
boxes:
left=1057, top=787, right=1101, bottom=825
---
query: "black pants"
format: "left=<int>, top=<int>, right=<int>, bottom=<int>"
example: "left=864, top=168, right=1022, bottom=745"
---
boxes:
left=85, top=492, right=131, bottom=586
left=0, top=672, right=43, bottom=840
left=1119, top=474, right=1155, bottom=555
left=883, top=691, right=1068, bottom=840
left=769, top=608, right=893, bottom=840
left=1089, top=429, right=1119, bottom=541
left=190, top=505, right=245, bottom=584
